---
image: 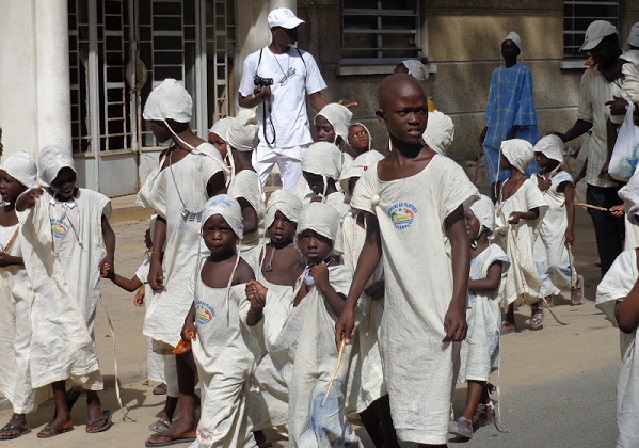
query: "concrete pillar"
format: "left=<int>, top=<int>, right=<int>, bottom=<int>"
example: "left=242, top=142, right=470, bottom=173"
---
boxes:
left=34, top=0, right=71, bottom=151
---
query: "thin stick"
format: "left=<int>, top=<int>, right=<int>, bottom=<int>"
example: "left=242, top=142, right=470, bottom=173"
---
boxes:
left=322, top=338, right=346, bottom=407
left=540, top=297, right=568, bottom=325
left=568, top=244, right=577, bottom=289
left=575, top=202, right=609, bottom=212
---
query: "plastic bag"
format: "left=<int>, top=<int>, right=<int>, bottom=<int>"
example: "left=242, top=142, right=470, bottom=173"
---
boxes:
left=609, top=100, right=639, bottom=181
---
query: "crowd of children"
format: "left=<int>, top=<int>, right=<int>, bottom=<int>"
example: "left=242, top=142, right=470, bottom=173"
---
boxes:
left=2, top=25, right=639, bottom=448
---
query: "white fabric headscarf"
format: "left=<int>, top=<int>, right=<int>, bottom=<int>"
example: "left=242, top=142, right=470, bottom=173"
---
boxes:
left=505, top=31, right=522, bottom=51
left=422, top=110, right=454, bottom=155
left=38, top=144, right=76, bottom=185
left=1, top=150, right=37, bottom=188
left=265, top=189, right=303, bottom=229
left=226, top=108, right=259, bottom=152
left=143, top=79, right=192, bottom=124
left=469, top=194, right=495, bottom=233
left=621, top=50, right=639, bottom=103
left=339, top=150, right=384, bottom=181
left=501, top=139, right=533, bottom=173
left=620, top=173, right=639, bottom=225
left=348, top=122, right=372, bottom=151
left=201, top=194, right=244, bottom=239
left=297, top=202, right=340, bottom=244
left=209, top=116, right=234, bottom=139
left=302, top=142, right=342, bottom=180
left=534, top=134, right=564, bottom=164
left=315, top=103, right=353, bottom=143
left=401, top=60, right=429, bottom=81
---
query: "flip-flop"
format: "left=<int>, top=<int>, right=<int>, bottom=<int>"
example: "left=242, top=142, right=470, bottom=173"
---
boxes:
left=0, top=423, right=31, bottom=440
left=153, top=383, right=167, bottom=395
left=148, top=417, right=171, bottom=433
left=500, top=321, right=515, bottom=335
left=145, top=433, right=196, bottom=447
left=37, top=423, right=74, bottom=438
left=85, top=410, right=113, bottom=433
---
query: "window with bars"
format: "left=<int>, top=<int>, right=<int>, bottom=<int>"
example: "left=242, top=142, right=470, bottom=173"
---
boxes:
left=341, top=0, right=420, bottom=65
left=563, top=0, right=619, bottom=58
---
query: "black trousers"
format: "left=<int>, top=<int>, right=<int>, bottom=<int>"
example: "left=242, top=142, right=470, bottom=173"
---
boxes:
left=587, top=184, right=625, bottom=275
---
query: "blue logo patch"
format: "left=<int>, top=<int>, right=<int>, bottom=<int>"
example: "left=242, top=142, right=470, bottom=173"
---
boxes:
left=388, top=202, right=418, bottom=229
left=195, top=300, right=215, bottom=325
left=50, top=219, right=69, bottom=239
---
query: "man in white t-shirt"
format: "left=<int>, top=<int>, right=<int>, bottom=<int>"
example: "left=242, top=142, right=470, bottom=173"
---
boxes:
left=239, top=7, right=329, bottom=193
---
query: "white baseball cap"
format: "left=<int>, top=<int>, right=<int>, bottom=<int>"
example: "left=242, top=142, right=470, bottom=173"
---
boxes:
left=268, top=7, right=304, bottom=29
left=580, top=20, right=618, bottom=51
left=628, top=22, right=639, bottom=48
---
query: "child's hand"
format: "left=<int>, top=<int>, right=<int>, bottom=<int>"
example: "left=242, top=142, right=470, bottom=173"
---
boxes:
left=22, top=186, right=44, bottom=209
left=309, top=261, right=330, bottom=290
left=537, top=175, right=552, bottom=192
left=364, top=280, right=384, bottom=301
left=564, top=231, right=575, bottom=247
left=443, top=303, right=467, bottom=342
left=98, top=257, right=114, bottom=278
left=180, top=319, right=196, bottom=342
left=508, top=211, right=523, bottom=224
left=133, top=285, right=145, bottom=307
left=245, top=280, right=267, bottom=310
left=148, top=257, right=164, bottom=290
left=610, top=204, right=625, bottom=219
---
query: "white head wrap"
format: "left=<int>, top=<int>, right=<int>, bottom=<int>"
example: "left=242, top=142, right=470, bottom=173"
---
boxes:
left=143, top=79, right=192, bottom=124
left=422, top=110, right=454, bottom=155
left=301, top=142, right=342, bottom=180
left=348, top=122, right=372, bottom=151
left=315, top=103, right=352, bottom=143
left=340, top=150, right=384, bottom=181
left=501, top=139, right=533, bottom=173
left=620, top=174, right=639, bottom=226
left=1, top=150, right=37, bottom=188
left=401, top=60, right=429, bottom=81
left=38, top=144, right=76, bottom=185
left=505, top=31, right=522, bottom=51
left=297, top=202, right=340, bottom=244
left=534, top=134, right=564, bottom=164
left=265, top=189, right=303, bottom=229
left=469, top=195, right=495, bottom=233
left=621, top=50, right=639, bottom=103
left=209, top=116, right=234, bottom=139
left=226, top=108, right=259, bottom=152
left=201, top=194, right=243, bottom=239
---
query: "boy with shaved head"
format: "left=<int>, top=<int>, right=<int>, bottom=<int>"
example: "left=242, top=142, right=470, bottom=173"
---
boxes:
left=336, top=74, right=479, bottom=447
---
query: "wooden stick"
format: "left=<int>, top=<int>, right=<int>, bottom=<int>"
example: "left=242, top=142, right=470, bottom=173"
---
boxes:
left=568, top=244, right=577, bottom=289
left=322, top=338, right=346, bottom=407
left=575, top=202, right=609, bottom=212
left=540, top=297, right=568, bottom=325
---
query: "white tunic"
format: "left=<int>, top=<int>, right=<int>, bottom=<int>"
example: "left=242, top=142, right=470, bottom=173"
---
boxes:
left=459, top=244, right=509, bottom=383
left=494, top=179, right=547, bottom=306
left=531, top=172, right=574, bottom=297
left=0, top=223, right=37, bottom=413
left=595, top=249, right=639, bottom=448
left=351, top=155, right=479, bottom=444
left=229, top=169, right=264, bottom=272
left=138, top=143, right=227, bottom=347
left=189, top=274, right=260, bottom=448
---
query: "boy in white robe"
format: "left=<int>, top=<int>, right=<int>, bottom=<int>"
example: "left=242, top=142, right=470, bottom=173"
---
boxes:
left=596, top=173, right=639, bottom=447
left=17, top=144, right=115, bottom=436
left=336, top=74, right=479, bottom=447
left=347, top=123, right=377, bottom=158
left=301, top=142, right=350, bottom=217
left=0, top=152, right=38, bottom=440
left=138, top=79, right=229, bottom=446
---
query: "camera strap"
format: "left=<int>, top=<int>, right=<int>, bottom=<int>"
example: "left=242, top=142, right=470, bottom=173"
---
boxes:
left=256, top=48, right=276, bottom=147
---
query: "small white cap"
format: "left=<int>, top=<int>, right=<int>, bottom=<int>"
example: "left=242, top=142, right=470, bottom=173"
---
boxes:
left=580, top=20, right=617, bottom=51
left=504, top=31, right=522, bottom=51
left=628, top=22, right=639, bottom=48
left=268, top=7, right=304, bottom=29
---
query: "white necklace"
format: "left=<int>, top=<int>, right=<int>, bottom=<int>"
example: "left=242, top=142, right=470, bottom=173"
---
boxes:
left=274, top=52, right=294, bottom=85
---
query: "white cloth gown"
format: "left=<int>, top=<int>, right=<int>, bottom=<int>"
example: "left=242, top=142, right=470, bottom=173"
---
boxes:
left=229, top=169, right=264, bottom=272
left=350, top=154, right=479, bottom=444
left=595, top=249, right=639, bottom=448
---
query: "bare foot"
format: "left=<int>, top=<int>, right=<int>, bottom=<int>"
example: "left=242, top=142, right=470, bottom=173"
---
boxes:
left=146, top=418, right=197, bottom=446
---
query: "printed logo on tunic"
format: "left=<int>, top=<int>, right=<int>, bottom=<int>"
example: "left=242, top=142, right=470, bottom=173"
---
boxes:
left=388, top=203, right=418, bottom=229
left=195, top=300, right=216, bottom=325
left=50, top=219, right=69, bottom=239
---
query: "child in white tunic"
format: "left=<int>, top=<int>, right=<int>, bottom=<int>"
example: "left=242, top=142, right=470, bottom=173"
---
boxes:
left=139, top=79, right=229, bottom=446
left=336, top=74, right=479, bottom=446
left=449, top=195, right=509, bottom=439
left=253, top=203, right=360, bottom=447
left=17, top=144, right=115, bottom=436
left=347, top=123, right=375, bottom=157
left=245, top=189, right=303, bottom=446
left=531, top=135, right=582, bottom=306
left=180, top=195, right=261, bottom=448
left=595, top=175, right=639, bottom=447
left=493, top=139, right=547, bottom=332
left=0, top=152, right=38, bottom=441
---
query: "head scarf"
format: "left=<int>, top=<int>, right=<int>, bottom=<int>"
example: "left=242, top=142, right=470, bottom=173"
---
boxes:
left=38, top=144, right=76, bottom=185
left=469, top=195, right=495, bottom=234
left=534, top=134, right=564, bottom=164
left=340, top=150, right=384, bottom=181
left=143, top=79, right=192, bottom=124
left=226, top=108, right=259, bottom=152
left=401, top=60, right=429, bottom=81
left=348, top=122, right=372, bottom=151
left=201, top=194, right=243, bottom=239
left=505, top=31, right=522, bottom=51
left=302, top=142, right=342, bottom=180
left=1, top=150, right=37, bottom=188
left=501, top=139, right=533, bottom=173
left=620, top=173, right=639, bottom=226
left=422, top=110, right=454, bottom=155
left=315, top=103, right=352, bottom=144
left=297, top=202, right=340, bottom=244
left=209, top=116, right=234, bottom=139
left=265, top=189, right=303, bottom=229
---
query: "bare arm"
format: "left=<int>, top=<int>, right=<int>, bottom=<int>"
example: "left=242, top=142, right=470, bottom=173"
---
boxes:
left=615, top=273, right=639, bottom=334
left=0, top=254, right=24, bottom=268
left=554, top=119, right=593, bottom=143
left=308, top=92, right=328, bottom=112
left=16, top=186, right=44, bottom=212
left=310, top=261, right=347, bottom=316
left=468, top=262, right=503, bottom=292
left=507, top=125, right=521, bottom=140
left=99, top=213, right=116, bottom=277
left=109, top=273, right=144, bottom=292
left=509, top=207, right=540, bottom=224
left=238, top=86, right=272, bottom=109
left=443, top=206, right=470, bottom=342
left=563, top=182, right=576, bottom=245
left=237, top=197, right=258, bottom=235
left=148, top=217, right=167, bottom=290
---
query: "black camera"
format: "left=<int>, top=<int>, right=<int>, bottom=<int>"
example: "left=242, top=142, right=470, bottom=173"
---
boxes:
left=254, top=75, right=273, bottom=91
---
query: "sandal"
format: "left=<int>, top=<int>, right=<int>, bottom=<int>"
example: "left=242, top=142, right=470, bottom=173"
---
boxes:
left=571, top=274, right=584, bottom=305
left=448, top=416, right=473, bottom=439
left=85, top=410, right=113, bottom=433
left=500, top=321, right=516, bottom=335
left=0, top=423, right=31, bottom=440
left=530, top=309, right=544, bottom=330
left=148, top=417, right=171, bottom=433
left=37, top=422, right=74, bottom=438
left=145, top=432, right=196, bottom=447
left=153, top=383, right=167, bottom=395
